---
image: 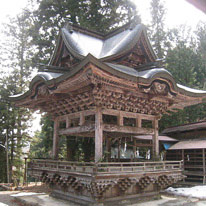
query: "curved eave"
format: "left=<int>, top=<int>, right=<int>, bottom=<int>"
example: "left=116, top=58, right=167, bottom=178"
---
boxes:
left=49, top=33, right=63, bottom=66
left=177, top=84, right=206, bottom=98
left=10, top=54, right=206, bottom=102
left=9, top=72, right=63, bottom=102
left=61, top=28, right=85, bottom=60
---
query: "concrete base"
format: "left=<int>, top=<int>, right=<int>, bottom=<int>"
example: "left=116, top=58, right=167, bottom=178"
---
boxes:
left=51, top=190, right=160, bottom=206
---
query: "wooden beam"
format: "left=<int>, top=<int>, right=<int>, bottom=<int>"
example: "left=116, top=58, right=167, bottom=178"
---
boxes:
left=58, top=109, right=95, bottom=121
left=152, top=118, right=159, bottom=159
left=52, top=118, right=59, bottom=159
left=103, top=124, right=154, bottom=135
left=59, top=124, right=95, bottom=135
left=102, top=108, right=155, bottom=121
left=135, top=143, right=153, bottom=147
left=95, top=108, right=103, bottom=163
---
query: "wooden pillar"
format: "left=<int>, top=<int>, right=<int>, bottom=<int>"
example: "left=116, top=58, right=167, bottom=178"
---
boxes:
left=95, top=108, right=103, bottom=163
left=79, top=112, right=85, bottom=126
left=52, top=118, right=59, bottom=159
left=182, top=149, right=184, bottom=161
left=118, top=138, right=121, bottom=162
left=133, top=138, right=136, bottom=161
left=117, top=112, right=123, bottom=126
left=203, top=149, right=205, bottom=184
left=136, top=117, right=142, bottom=128
left=66, top=116, right=71, bottom=128
left=106, top=137, right=111, bottom=162
left=152, top=117, right=159, bottom=159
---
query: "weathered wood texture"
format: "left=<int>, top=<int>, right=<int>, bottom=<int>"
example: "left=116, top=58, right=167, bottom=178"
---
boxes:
left=95, top=108, right=103, bottom=162
left=28, top=159, right=184, bottom=205
left=166, top=149, right=206, bottom=184
left=152, top=118, right=159, bottom=158
left=103, top=124, right=154, bottom=134
left=28, top=159, right=183, bottom=175
left=52, top=118, right=59, bottom=159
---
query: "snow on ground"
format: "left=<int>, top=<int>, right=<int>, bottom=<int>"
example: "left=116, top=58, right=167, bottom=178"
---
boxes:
left=11, top=192, right=45, bottom=197
left=166, top=186, right=206, bottom=199
left=0, top=203, right=8, bottom=206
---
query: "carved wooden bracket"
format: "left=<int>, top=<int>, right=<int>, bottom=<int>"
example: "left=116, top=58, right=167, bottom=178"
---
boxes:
left=141, top=81, right=176, bottom=98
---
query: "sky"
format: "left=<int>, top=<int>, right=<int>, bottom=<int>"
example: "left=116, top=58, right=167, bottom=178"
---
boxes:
left=0, top=0, right=205, bottom=133
left=0, top=0, right=205, bottom=28
left=134, top=0, right=206, bottom=29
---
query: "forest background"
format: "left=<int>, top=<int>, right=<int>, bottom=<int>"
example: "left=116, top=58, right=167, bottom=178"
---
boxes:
left=0, top=0, right=206, bottom=183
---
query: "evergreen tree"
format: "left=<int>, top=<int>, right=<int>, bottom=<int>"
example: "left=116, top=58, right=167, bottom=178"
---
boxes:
left=195, top=22, right=206, bottom=89
left=159, top=26, right=206, bottom=131
left=29, top=115, right=53, bottom=159
left=29, top=0, right=140, bottom=64
left=166, top=43, right=197, bottom=87
left=149, top=0, right=167, bottom=58
left=0, top=11, right=33, bottom=183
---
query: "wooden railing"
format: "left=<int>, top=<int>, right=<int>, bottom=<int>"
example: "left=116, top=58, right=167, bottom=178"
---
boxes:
left=28, top=159, right=183, bottom=175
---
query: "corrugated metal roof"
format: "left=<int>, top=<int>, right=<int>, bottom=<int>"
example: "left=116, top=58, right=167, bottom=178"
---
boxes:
left=169, top=140, right=206, bottom=150
left=162, top=121, right=206, bottom=134
left=135, top=135, right=177, bottom=142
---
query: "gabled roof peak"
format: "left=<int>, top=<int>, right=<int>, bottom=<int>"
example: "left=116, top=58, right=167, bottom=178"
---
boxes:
left=56, top=23, right=155, bottom=61
left=63, top=21, right=144, bottom=40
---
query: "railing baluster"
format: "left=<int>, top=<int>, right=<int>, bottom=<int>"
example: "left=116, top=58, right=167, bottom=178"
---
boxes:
left=28, top=159, right=183, bottom=177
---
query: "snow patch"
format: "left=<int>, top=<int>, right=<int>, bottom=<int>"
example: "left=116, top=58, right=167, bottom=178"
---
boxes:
left=11, top=192, right=45, bottom=197
left=166, top=186, right=206, bottom=199
left=0, top=203, right=9, bottom=206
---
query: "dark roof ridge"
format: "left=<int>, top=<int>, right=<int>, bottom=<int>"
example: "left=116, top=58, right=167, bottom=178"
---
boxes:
left=64, top=21, right=144, bottom=40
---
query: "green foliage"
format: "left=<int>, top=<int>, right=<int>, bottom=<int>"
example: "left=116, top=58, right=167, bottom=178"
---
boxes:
left=149, top=0, right=166, bottom=58
left=159, top=24, right=206, bottom=132
left=0, top=11, right=33, bottom=183
left=166, top=44, right=198, bottom=87
left=29, top=0, right=140, bottom=64
left=195, top=22, right=206, bottom=88
left=0, top=147, right=7, bottom=183
left=29, top=115, right=53, bottom=159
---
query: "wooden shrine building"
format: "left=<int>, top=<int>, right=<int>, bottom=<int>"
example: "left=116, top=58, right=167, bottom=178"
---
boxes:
left=163, top=121, right=206, bottom=184
left=10, top=22, right=206, bottom=205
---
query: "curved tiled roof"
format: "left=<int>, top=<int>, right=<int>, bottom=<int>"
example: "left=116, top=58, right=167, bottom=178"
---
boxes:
left=50, top=23, right=157, bottom=64
left=61, top=24, right=146, bottom=60
left=9, top=22, right=206, bottom=107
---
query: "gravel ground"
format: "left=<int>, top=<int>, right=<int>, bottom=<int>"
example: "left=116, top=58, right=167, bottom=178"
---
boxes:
left=0, top=191, right=20, bottom=206
left=1, top=191, right=206, bottom=206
